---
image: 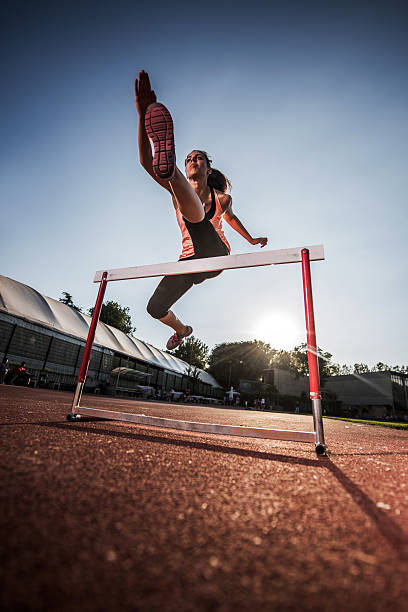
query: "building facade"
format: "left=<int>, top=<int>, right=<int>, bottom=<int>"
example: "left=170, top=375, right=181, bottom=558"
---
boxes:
left=323, top=372, right=408, bottom=420
left=260, top=368, right=407, bottom=419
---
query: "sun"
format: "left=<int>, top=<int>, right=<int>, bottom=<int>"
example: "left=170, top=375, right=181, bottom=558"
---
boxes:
left=252, top=313, right=303, bottom=350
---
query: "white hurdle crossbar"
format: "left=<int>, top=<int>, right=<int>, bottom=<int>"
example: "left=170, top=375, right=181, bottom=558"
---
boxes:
left=94, top=245, right=324, bottom=282
left=69, top=245, right=326, bottom=455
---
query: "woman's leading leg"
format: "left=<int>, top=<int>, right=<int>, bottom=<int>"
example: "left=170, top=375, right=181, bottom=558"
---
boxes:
left=168, top=169, right=204, bottom=223
left=144, top=102, right=205, bottom=223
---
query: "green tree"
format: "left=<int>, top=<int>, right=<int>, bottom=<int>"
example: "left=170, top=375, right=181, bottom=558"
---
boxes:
left=208, top=340, right=273, bottom=388
left=59, top=292, right=82, bottom=312
left=268, top=349, right=292, bottom=371
left=328, top=362, right=341, bottom=376
left=339, top=364, right=352, bottom=375
left=353, top=363, right=370, bottom=374
left=373, top=362, right=388, bottom=372
left=171, top=336, right=209, bottom=369
left=371, top=363, right=407, bottom=374
left=269, top=343, right=337, bottom=385
left=88, top=301, right=135, bottom=335
left=184, top=364, right=201, bottom=394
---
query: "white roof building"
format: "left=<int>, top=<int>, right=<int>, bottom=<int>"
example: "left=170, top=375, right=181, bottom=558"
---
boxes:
left=0, top=274, right=221, bottom=389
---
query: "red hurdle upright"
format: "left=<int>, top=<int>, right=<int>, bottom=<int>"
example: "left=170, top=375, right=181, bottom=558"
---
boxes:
left=71, top=272, right=108, bottom=413
left=301, top=248, right=325, bottom=454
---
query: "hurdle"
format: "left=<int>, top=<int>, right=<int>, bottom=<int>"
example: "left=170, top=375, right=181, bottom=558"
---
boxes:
left=67, top=245, right=327, bottom=455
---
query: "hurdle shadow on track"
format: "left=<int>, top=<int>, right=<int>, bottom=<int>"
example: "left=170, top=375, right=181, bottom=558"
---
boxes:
left=39, top=420, right=321, bottom=466
left=321, top=459, right=408, bottom=562
left=39, top=420, right=408, bottom=561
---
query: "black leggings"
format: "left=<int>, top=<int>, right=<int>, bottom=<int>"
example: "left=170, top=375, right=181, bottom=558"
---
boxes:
left=147, top=216, right=229, bottom=319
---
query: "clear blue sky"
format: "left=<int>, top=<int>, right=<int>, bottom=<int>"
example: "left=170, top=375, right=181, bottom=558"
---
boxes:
left=1, top=0, right=407, bottom=368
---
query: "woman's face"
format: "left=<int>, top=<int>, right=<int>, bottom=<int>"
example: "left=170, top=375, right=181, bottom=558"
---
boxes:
left=185, top=151, right=211, bottom=180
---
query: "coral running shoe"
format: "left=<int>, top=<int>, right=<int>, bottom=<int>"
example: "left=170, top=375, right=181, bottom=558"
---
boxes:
left=166, top=326, right=193, bottom=351
left=145, top=102, right=176, bottom=180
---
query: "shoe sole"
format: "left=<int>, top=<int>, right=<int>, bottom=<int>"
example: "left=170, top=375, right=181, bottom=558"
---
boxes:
left=145, top=103, right=176, bottom=180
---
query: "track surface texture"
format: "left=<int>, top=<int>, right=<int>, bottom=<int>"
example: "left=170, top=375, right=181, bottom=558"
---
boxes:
left=1, top=386, right=407, bottom=612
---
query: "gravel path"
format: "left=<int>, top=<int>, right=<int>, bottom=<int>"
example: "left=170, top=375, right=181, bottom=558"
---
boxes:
left=1, top=386, right=407, bottom=611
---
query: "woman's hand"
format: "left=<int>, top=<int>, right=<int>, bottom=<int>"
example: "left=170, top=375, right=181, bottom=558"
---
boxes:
left=135, top=70, right=157, bottom=116
left=251, top=237, right=268, bottom=248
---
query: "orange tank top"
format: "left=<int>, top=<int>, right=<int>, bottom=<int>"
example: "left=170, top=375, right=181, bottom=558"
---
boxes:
left=175, top=188, right=231, bottom=259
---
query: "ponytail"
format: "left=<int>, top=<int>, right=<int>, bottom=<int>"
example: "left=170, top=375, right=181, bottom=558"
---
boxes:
left=196, top=150, right=232, bottom=193
left=208, top=168, right=232, bottom=193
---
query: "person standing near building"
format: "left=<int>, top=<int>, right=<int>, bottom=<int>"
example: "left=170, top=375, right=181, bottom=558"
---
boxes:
left=10, top=362, right=30, bottom=386
left=0, top=357, right=8, bottom=384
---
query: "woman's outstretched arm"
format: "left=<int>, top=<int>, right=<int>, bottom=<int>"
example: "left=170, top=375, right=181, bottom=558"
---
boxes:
left=221, top=195, right=268, bottom=247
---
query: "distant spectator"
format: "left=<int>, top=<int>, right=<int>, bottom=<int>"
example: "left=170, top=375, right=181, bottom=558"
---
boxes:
left=260, top=397, right=266, bottom=411
left=295, top=401, right=300, bottom=414
left=10, top=362, right=31, bottom=386
left=0, top=357, right=8, bottom=384
left=38, top=372, right=49, bottom=388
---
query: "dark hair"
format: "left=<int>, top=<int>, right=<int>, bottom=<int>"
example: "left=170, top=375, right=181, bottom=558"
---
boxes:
left=195, top=150, right=232, bottom=193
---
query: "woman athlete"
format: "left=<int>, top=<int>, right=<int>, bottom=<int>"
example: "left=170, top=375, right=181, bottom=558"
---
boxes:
left=135, top=70, right=268, bottom=350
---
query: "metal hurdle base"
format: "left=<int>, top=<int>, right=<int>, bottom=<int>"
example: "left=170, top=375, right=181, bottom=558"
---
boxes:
left=66, top=406, right=326, bottom=455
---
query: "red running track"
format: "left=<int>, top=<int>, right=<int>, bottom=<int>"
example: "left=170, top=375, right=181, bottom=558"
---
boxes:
left=1, top=385, right=407, bottom=611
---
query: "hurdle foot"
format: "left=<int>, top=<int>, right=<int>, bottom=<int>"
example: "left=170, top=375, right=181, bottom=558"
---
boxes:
left=66, top=413, right=81, bottom=421
left=315, top=443, right=326, bottom=456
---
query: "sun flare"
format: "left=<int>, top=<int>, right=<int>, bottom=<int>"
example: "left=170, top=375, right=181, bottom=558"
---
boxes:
left=252, top=313, right=303, bottom=350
